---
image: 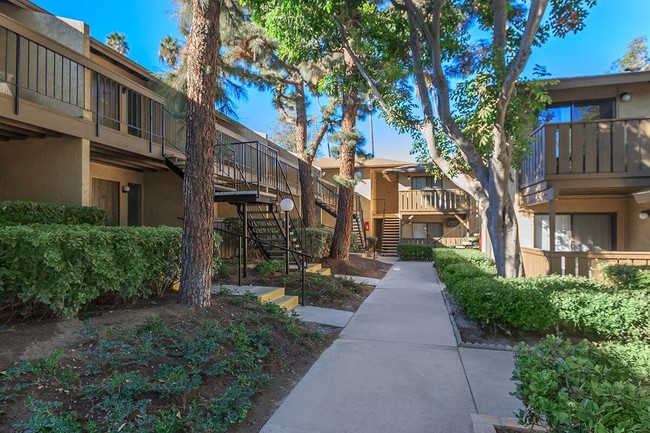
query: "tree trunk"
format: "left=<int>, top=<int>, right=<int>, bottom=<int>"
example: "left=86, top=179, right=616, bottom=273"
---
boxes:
left=179, top=0, right=221, bottom=307
left=329, top=50, right=358, bottom=259
left=298, top=159, right=317, bottom=227
left=294, top=83, right=318, bottom=227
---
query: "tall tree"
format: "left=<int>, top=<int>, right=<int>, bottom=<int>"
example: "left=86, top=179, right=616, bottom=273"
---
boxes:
left=105, top=32, right=129, bottom=55
left=328, top=0, right=594, bottom=276
left=179, top=0, right=221, bottom=307
left=221, top=15, right=335, bottom=227
left=159, top=35, right=182, bottom=70
left=612, top=36, right=650, bottom=72
left=245, top=0, right=398, bottom=258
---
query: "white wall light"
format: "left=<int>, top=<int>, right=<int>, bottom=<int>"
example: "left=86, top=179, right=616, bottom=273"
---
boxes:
left=639, top=210, right=649, bottom=220
left=620, top=92, right=631, bottom=102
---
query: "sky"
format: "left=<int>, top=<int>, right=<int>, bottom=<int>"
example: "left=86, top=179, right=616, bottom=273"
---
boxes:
left=36, top=0, right=650, bottom=163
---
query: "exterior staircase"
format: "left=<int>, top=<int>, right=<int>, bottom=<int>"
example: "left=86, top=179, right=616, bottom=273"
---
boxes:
left=381, top=217, right=400, bottom=256
left=315, top=178, right=367, bottom=251
left=217, top=285, right=299, bottom=311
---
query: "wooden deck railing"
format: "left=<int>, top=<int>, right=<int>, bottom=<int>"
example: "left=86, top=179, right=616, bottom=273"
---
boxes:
left=399, top=189, right=470, bottom=213
left=400, top=237, right=470, bottom=247
left=521, top=247, right=650, bottom=278
left=520, top=118, right=650, bottom=188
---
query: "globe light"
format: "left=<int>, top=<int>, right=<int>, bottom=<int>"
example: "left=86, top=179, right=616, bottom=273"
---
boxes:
left=280, top=198, right=294, bottom=212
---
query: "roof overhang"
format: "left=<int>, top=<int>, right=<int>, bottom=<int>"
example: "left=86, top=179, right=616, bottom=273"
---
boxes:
left=550, top=71, right=650, bottom=90
left=633, top=189, right=650, bottom=204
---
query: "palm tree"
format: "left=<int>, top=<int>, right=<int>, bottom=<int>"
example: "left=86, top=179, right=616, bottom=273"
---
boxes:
left=159, top=35, right=181, bottom=70
left=106, top=32, right=129, bottom=55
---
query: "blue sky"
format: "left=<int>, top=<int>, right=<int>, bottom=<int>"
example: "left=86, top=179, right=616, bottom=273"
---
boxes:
left=37, top=0, right=650, bottom=163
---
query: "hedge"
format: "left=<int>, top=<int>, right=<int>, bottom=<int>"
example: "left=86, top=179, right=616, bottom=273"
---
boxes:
left=0, top=201, right=109, bottom=226
left=397, top=244, right=434, bottom=261
left=0, top=225, right=222, bottom=318
left=514, top=336, right=650, bottom=433
left=434, top=249, right=650, bottom=342
left=600, top=263, right=650, bottom=291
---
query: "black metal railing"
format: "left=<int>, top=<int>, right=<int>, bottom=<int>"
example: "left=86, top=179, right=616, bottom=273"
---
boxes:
left=213, top=225, right=311, bottom=306
left=315, top=177, right=339, bottom=211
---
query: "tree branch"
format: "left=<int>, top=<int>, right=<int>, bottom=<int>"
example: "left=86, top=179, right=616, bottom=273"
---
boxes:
left=273, top=88, right=295, bottom=126
left=307, top=117, right=330, bottom=163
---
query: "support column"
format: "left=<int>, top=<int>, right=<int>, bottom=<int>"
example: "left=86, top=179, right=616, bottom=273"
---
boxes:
left=548, top=199, right=556, bottom=252
left=243, top=202, right=248, bottom=278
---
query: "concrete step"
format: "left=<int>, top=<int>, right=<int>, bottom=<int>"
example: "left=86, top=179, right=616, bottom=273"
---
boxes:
left=316, top=267, right=332, bottom=276
left=216, top=284, right=287, bottom=304
left=273, top=295, right=299, bottom=311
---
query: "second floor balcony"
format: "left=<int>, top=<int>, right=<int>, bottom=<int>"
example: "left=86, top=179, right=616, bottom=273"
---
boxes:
left=399, top=189, right=470, bottom=214
left=521, top=118, right=650, bottom=191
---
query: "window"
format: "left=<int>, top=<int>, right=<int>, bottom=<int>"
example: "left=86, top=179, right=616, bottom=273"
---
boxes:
left=411, top=176, right=442, bottom=190
left=539, top=99, right=615, bottom=124
left=534, top=214, right=614, bottom=251
left=411, top=222, right=443, bottom=239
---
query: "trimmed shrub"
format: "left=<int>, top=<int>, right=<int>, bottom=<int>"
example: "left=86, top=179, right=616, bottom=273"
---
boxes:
left=434, top=249, right=650, bottom=342
left=513, top=336, right=650, bottom=433
left=366, top=236, right=378, bottom=251
left=397, top=244, right=434, bottom=261
left=0, top=201, right=109, bottom=226
left=305, top=227, right=334, bottom=258
left=255, top=260, right=284, bottom=276
left=600, top=263, right=650, bottom=291
left=0, top=225, right=222, bottom=318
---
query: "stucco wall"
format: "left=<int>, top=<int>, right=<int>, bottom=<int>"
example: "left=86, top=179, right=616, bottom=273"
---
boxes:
left=142, top=170, right=183, bottom=227
left=0, top=136, right=89, bottom=205
left=626, top=197, right=650, bottom=251
left=548, top=81, right=650, bottom=119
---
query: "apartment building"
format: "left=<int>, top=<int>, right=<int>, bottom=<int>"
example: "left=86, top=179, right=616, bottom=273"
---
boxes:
left=0, top=0, right=341, bottom=264
left=518, top=71, right=650, bottom=276
left=314, top=157, right=478, bottom=256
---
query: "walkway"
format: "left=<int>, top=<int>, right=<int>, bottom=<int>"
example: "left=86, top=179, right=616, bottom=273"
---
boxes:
left=261, top=261, right=520, bottom=433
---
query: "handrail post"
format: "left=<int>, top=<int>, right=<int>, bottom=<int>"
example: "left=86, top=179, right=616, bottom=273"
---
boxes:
left=256, top=141, right=261, bottom=196
left=95, top=73, right=100, bottom=136
left=14, top=34, right=20, bottom=115
left=238, top=234, right=242, bottom=286
left=149, top=99, right=153, bottom=152
left=161, top=108, right=166, bottom=156
left=301, top=252, right=306, bottom=306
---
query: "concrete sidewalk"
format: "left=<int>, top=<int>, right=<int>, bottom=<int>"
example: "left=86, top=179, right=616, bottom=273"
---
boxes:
left=261, top=261, right=520, bottom=433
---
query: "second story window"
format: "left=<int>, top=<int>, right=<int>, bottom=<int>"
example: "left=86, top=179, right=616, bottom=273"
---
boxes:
left=539, top=99, right=615, bottom=124
left=411, top=176, right=442, bottom=190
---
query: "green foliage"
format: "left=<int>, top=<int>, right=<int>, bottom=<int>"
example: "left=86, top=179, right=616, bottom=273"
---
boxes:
left=600, top=264, right=650, bottom=291
left=0, top=201, right=109, bottom=226
left=365, top=235, right=378, bottom=251
left=305, top=227, right=334, bottom=258
left=513, top=336, right=650, bottom=433
left=255, top=260, right=284, bottom=276
left=0, top=225, right=222, bottom=318
left=611, top=36, right=650, bottom=72
left=434, top=249, right=650, bottom=342
left=397, top=244, right=434, bottom=261
left=1, top=306, right=293, bottom=432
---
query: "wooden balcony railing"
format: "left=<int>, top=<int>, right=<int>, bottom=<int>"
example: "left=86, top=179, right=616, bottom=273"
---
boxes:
left=521, top=247, right=650, bottom=278
left=399, top=189, right=470, bottom=213
left=521, top=118, right=650, bottom=188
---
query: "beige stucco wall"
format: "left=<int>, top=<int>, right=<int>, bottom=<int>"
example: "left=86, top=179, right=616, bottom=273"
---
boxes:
left=625, top=197, right=650, bottom=251
left=372, top=169, right=399, bottom=214
left=142, top=170, right=183, bottom=227
left=0, top=136, right=89, bottom=205
left=549, top=81, right=650, bottom=119
left=90, top=162, right=144, bottom=226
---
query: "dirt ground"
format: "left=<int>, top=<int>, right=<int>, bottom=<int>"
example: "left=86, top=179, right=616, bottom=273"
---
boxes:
left=319, top=255, right=392, bottom=279
left=0, top=293, right=337, bottom=432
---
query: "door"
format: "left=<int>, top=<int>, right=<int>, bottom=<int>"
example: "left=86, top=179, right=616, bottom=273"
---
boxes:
left=92, top=178, right=119, bottom=225
left=127, top=183, right=142, bottom=226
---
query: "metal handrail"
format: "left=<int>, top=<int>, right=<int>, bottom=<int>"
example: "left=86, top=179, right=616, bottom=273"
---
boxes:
left=213, top=225, right=311, bottom=306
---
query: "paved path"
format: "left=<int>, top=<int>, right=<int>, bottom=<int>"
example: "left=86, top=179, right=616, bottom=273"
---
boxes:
left=261, top=261, right=521, bottom=433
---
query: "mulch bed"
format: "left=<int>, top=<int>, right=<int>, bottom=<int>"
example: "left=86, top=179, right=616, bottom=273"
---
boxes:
left=0, top=293, right=336, bottom=433
left=319, top=255, right=392, bottom=279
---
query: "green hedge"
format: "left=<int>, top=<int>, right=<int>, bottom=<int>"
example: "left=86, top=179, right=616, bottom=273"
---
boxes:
left=600, top=263, right=650, bottom=291
left=0, top=225, right=222, bottom=318
left=434, top=249, right=650, bottom=342
left=397, top=244, right=434, bottom=261
left=0, top=201, right=109, bottom=226
left=514, top=336, right=650, bottom=432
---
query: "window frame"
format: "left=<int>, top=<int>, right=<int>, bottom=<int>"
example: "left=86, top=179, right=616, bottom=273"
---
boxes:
left=539, top=98, right=616, bottom=124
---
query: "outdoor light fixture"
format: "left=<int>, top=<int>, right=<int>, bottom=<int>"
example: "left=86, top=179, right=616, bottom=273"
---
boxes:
left=620, top=92, right=631, bottom=102
left=639, top=210, right=650, bottom=220
left=280, top=198, right=294, bottom=212
left=280, top=198, right=295, bottom=275
left=121, top=185, right=130, bottom=193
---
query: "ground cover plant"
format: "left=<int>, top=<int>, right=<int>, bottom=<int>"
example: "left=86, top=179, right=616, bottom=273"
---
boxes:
left=0, top=295, right=326, bottom=432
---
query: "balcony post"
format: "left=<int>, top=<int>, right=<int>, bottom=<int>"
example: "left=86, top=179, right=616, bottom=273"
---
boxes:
left=548, top=199, right=556, bottom=252
left=14, top=34, right=20, bottom=115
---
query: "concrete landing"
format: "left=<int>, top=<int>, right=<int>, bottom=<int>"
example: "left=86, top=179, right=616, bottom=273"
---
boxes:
left=293, top=305, right=354, bottom=328
left=333, top=275, right=381, bottom=286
